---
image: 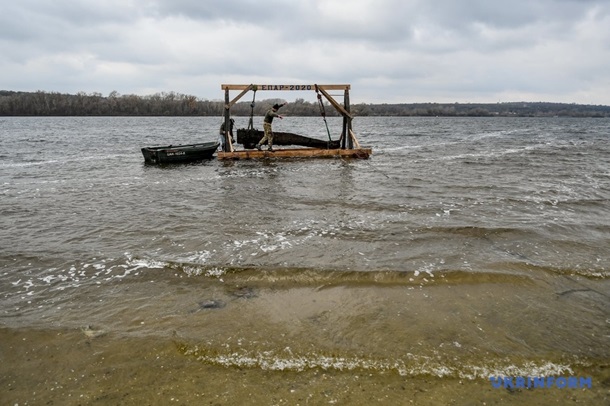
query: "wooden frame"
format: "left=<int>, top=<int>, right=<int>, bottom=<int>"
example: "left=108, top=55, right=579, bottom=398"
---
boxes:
left=218, top=83, right=370, bottom=159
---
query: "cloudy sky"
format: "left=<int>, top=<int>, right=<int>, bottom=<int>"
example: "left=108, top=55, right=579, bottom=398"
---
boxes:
left=1, top=0, right=609, bottom=104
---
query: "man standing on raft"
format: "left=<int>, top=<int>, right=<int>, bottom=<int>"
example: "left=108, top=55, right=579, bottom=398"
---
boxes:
left=256, top=102, right=286, bottom=152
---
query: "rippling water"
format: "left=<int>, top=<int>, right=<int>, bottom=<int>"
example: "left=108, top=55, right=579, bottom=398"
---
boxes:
left=1, top=116, right=609, bottom=404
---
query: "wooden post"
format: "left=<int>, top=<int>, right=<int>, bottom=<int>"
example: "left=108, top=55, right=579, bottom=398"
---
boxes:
left=341, top=89, right=347, bottom=149
left=223, top=88, right=231, bottom=152
left=345, top=87, right=353, bottom=149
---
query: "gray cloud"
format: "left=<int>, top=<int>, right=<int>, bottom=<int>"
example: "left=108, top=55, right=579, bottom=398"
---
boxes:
left=1, top=0, right=608, bottom=104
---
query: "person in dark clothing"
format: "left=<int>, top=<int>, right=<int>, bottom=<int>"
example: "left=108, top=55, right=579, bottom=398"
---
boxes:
left=256, top=103, right=286, bottom=151
left=219, top=118, right=235, bottom=149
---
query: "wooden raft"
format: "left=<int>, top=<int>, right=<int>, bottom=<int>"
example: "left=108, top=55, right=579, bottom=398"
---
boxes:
left=218, top=147, right=372, bottom=160
left=218, top=83, right=371, bottom=160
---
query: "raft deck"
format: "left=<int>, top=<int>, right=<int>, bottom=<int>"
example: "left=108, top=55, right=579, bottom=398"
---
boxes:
left=218, top=147, right=371, bottom=160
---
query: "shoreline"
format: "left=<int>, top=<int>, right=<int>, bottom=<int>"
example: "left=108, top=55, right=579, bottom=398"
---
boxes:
left=1, top=326, right=607, bottom=405
left=2, top=275, right=609, bottom=405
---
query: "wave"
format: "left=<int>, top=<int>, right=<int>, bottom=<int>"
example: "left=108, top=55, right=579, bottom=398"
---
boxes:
left=2, top=253, right=607, bottom=304
left=0, top=153, right=134, bottom=168
left=177, top=342, right=582, bottom=380
left=169, top=263, right=537, bottom=286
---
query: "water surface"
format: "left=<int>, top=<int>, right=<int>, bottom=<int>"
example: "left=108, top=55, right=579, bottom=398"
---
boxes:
left=1, top=116, right=609, bottom=404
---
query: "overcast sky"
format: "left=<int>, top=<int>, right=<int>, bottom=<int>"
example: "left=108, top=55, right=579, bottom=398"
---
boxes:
left=1, top=0, right=609, bottom=104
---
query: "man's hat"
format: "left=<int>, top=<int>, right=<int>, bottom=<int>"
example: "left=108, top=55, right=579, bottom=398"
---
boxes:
left=273, top=103, right=282, bottom=110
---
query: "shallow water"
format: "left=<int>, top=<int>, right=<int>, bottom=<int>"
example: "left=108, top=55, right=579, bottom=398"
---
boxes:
left=1, top=116, right=609, bottom=404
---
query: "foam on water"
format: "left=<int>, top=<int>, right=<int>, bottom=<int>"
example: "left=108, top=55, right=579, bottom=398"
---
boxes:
left=4, top=251, right=608, bottom=304
left=178, top=343, right=577, bottom=380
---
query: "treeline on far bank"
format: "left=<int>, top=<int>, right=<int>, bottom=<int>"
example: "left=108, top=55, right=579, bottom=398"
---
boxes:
left=1, top=90, right=609, bottom=117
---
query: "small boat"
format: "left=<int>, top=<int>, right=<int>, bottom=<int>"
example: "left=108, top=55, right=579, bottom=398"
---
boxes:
left=141, top=141, right=220, bottom=164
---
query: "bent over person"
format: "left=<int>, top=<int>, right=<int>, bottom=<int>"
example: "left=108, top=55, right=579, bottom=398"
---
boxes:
left=256, top=102, right=286, bottom=151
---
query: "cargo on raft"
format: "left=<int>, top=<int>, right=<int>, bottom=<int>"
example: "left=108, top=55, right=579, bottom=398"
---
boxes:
left=236, top=128, right=341, bottom=150
left=218, top=83, right=371, bottom=160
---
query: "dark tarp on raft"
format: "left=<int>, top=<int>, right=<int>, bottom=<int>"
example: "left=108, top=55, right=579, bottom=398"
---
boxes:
left=236, top=128, right=341, bottom=149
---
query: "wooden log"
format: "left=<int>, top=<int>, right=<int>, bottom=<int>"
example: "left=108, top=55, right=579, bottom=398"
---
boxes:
left=236, top=128, right=341, bottom=149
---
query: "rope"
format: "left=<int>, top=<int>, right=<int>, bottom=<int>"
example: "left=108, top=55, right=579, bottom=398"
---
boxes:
left=247, top=87, right=257, bottom=130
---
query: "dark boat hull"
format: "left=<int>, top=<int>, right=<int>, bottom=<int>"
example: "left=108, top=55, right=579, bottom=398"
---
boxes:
left=141, top=142, right=219, bottom=164
left=236, top=128, right=340, bottom=149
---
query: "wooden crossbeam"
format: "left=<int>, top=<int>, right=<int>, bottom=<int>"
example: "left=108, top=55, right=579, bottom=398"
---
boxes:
left=349, top=129, right=361, bottom=148
left=315, top=85, right=353, bottom=119
left=225, top=84, right=254, bottom=110
left=221, top=84, right=350, bottom=91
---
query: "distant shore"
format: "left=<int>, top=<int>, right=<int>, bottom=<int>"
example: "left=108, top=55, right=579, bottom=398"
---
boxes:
left=2, top=90, right=609, bottom=117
